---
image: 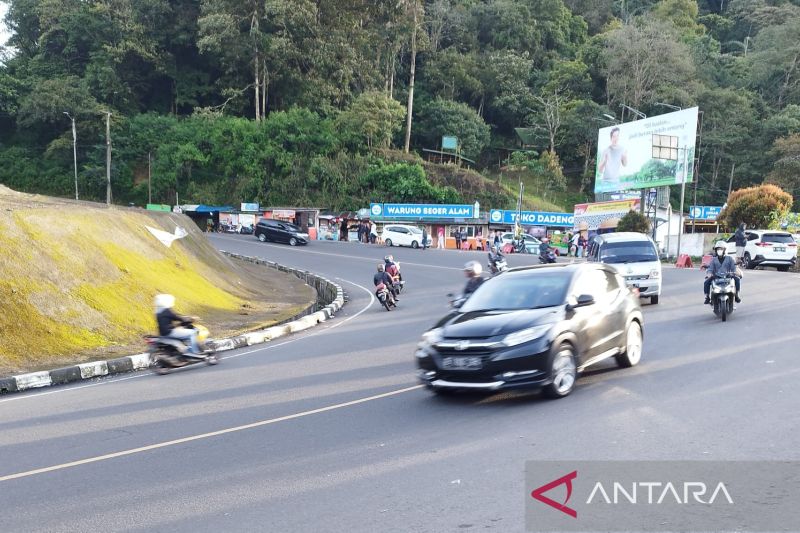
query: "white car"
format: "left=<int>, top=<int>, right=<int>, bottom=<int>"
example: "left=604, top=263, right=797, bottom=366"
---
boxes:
left=586, top=232, right=662, bottom=304
left=382, top=224, right=432, bottom=249
left=724, top=230, right=797, bottom=271
left=500, top=232, right=541, bottom=253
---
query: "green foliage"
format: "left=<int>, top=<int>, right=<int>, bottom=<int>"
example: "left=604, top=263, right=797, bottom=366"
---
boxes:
left=361, top=162, right=460, bottom=204
left=415, top=98, right=490, bottom=159
left=337, top=91, right=406, bottom=149
left=720, top=184, right=794, bottom=230
left=616, top=210, right=651, bottom=233
left=1, top=0, right=800, bottom=210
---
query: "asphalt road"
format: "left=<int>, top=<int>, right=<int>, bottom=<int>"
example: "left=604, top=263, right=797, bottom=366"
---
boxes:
left=1, top=236, right=798, bottom=532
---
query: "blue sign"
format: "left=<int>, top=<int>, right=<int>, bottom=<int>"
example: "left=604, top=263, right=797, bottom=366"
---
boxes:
left=689, top=206, right=722, bottom=220
left=489, top=209, right=574, bottom=227
left=240, top=202, right=260, bottom=212
left=370, top=203, right=475, bottom=219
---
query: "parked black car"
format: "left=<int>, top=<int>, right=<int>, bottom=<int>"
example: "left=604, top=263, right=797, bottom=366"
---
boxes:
left=416, top=263, right=643, bottom=398
left=254, top=220, right=309, bottom=246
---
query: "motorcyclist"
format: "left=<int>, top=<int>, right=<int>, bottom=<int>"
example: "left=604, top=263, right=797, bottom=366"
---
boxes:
left=463, top=260, right=484, bottom=297
left=384, top=254, right=402, bottom=283
left=704, top=241, right=741, bottom=304
left=488, top=245, right=504, bottom=274
left=539, top=237, right=555, bottom=262
left=154, top=294, right=201, bottom=356
left=374, top=263, right=398, bottom=301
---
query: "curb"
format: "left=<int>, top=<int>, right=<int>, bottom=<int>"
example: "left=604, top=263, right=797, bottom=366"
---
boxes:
left=0, top=253, right=345, bottom=395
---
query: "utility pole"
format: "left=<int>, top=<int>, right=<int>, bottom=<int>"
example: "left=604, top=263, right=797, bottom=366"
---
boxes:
left=727, top=163, right=736, bottom=197
left=148, top=152, right=152, bottom=205
left=105, top=111, right=112, bottom=205
left=676, top=146, right=689, bottom=259
left=691, top=110, right=704, bottom=234
left=63, top=112, right=78, bottom=200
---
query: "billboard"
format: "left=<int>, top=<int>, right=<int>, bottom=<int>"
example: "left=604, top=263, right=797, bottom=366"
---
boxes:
left=573, top=199, right=641, bottom=232
left=689, top=205, right=723, bottom=220
left=595, top=108, right=699, bottom=194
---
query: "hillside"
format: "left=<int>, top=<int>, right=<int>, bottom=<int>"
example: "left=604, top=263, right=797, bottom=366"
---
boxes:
left=0, top=186, right=315, bottom=374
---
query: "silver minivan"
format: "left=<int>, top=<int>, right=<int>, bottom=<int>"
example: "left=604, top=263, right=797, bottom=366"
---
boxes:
left=587, top=232, right=662, bottom=304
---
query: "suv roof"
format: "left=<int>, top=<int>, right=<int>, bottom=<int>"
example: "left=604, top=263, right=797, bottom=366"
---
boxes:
left=746, top=229, right=792, bottom=235
left=593, top=232, right=654, bottom=244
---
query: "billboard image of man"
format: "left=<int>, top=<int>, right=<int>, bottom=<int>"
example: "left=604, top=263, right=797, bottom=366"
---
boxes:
left=597, top=127, right=628, bottom=190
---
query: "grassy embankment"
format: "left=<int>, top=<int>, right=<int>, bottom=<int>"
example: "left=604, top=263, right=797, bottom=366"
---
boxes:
left=0, top=186, right=315, bottom=374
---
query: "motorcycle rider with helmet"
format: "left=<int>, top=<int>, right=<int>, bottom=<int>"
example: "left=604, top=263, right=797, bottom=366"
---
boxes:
left=154, top=294, right=201, bottom=358
left=374, top=263, right=399, bottom=300
left=463, top=261, right=485, bottom=297
left=488, top=245, right=505, bottom=274
left=539, top=237, right=556, bottom=263
left=704, top=241, right=741, bottom=304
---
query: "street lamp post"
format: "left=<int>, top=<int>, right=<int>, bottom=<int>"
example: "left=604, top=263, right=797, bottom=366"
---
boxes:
left=63, top=112, right=78, bottom=200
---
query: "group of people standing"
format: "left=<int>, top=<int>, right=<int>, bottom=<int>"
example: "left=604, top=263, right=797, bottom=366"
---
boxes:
left=346, top=220, right=378, bottom=244
left=567, top=232, right=588, bottom=258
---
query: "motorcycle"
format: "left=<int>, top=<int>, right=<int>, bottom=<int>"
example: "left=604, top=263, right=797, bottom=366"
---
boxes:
left=145, top=321, right=219, bottom=374
left=709, top=272, right=738, bottom=322
left=388, top=261, right=405, bottom=294
left=513, top=239, right=528, bottom=254
left=488, top=256, right=509, bottom=276
left=375, top=283, right=397, bottom=311
left=539, top=249, right=557, bottom=264
left=447, top=292, right=467, bottom=309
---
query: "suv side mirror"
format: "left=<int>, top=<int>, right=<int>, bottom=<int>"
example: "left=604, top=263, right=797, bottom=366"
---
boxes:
left=567, top=294, right=594, bottom=311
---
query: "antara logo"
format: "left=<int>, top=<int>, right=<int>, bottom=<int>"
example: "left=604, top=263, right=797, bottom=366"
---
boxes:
left=531, top=470, right=578, bottom=518
left=531, top=471, right=735, bottom=518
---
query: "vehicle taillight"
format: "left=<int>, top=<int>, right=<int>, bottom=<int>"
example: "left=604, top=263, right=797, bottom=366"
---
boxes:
left=756, top=242, right=772, bottom=247
left=789, top=243, right=798, bottom=247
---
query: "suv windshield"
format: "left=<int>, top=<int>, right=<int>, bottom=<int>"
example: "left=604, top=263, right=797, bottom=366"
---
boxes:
left=761, top=233, right=794, bottom=244
left=600, top=241, right=658, bottom=263
left=283, top=223, right=302, bottom=233
left=460, top=272, right=570, bottom=312
left=409, top=227, right=422, bottom=234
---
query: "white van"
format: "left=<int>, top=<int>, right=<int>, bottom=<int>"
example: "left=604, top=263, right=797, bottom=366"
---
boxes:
left=587, top=232, right=662, bottom=304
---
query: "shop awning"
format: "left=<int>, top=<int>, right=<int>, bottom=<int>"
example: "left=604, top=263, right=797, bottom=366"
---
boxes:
left=192, top=205, right=235, bottom=213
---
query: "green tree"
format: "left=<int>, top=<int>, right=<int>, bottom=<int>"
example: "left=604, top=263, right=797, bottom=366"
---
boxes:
left=337, top=91, right=406, bottom=150
left=766, top=134, right=800, bottom=209
left=415, top=98, right=490, bottom=160
left=616, top=210, right=651, bottom=233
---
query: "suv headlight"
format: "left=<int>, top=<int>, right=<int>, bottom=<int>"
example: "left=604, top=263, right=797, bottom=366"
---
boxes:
left=421, top=328, right=443, bottom=345
left=649, top=269, right=660, bottom=279
left=501, top=325, right=549, bottom=347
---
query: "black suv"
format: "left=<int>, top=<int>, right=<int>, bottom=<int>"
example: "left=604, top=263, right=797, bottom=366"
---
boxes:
left=254, top=220, right=309, bottom=246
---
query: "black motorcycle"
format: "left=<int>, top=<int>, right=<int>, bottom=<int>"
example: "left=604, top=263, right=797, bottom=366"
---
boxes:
left=539, top=249, right=557, bottom=264
left=376, top=283, right=397, bottom=311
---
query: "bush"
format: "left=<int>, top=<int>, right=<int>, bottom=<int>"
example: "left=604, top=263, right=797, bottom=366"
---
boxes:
left=415, top=98, right=491, bottom=160
left=616, top=210, right=651, bottom=233
left=719, top=184, right=793, bottom=230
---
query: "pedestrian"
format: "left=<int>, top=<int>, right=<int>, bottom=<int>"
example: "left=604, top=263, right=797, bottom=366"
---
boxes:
left=493, top=230, right=501, bottom=249
left=370, top=221, right=378, bottom=244
left=454, top=228, right=462, bottom=251
left=570, top=232, right=580, bottom=257
left=421, top=226, right=428, bottom=250
left=734, top=222, right=747, bottom=266
left=577, top=234, right=586, bottom=258
left=340, top=218, right=348, bottom=241
left=437, top=227, right=445, bottom=249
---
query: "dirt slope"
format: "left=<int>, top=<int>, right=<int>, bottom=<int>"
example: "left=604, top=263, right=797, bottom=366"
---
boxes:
left=0, top=186, right=315, bottom=374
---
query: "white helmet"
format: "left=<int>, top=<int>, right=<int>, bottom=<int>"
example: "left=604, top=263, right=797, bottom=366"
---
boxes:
left=464, top=261, right=482, bottom=276
left=154, top=294, right=175, bottom=310
left=713, top=241, right=727, bottom=254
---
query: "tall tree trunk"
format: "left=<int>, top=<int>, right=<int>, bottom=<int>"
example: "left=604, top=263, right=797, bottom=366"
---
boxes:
left=389, top=52, right=395, bottom=98
left=262, top=61, right=268, bottom=116
left=403, top=3, right=418, bottom=153
left=254, top=53, right=261, bottom=121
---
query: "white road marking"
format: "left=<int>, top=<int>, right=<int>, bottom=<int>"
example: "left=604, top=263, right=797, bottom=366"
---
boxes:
left=0, top=384, right=423, bottom=482
left=0, top=280, right=375, bottom=404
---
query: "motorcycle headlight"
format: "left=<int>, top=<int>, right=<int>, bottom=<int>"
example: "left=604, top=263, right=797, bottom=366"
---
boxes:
left=649, top=269, right=660, bottom=279
left=421, top=328, right=443, bottom=345
left=501, top=325, right=549, bottom=347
